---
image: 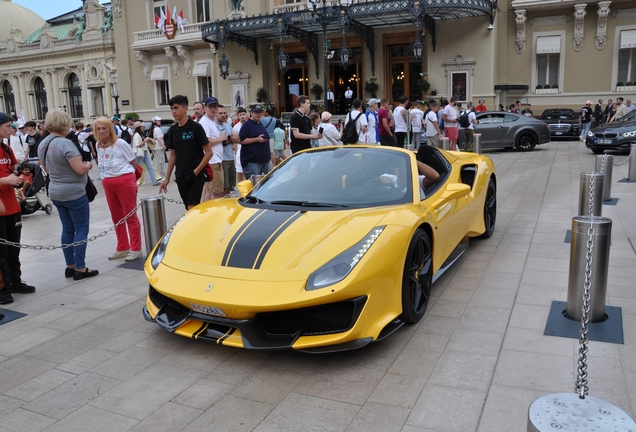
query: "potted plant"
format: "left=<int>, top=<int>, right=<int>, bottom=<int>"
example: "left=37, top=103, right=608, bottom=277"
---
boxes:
left=124, top=112, right=140, bottom=120
left=535, top=84, right=543, bottom=90
left=256, top=87, right=268, bottom=103
left=416, top=79, right=431, bottom=93
left=617, top=81, right=625, bottom=87
left=364, top=80, right=379, bottom=98
left=430, top=89, right=437, bottom=96
left=551, top=84, right=559, bottom=89
left=627, top=81, right=634, bottom=86
left=310, top=83, right=323, bottom=100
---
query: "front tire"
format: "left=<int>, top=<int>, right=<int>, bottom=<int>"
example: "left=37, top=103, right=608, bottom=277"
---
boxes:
left=400, top=229, right=432, bottom=324
left=515, top=131, right=537, bottom=151
left=479, top=178, right=496, bottom=238
left=591, top=148, right=604, bottom=154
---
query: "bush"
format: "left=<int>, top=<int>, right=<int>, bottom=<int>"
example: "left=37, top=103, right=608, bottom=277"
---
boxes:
left=416, top=79, right=431, bottom=92
left=626, top=81, right=634, bottom=86
left=256, top=87, right=268, bottom=102
left=535, top=84, right=543, bottom=90
left=617, top=81, right=625, bottom=87
left=364, top=80, right=379, bottom=96
left=124, top=112, right=140, bottom=120
left=551, top=84, right=559, bottom=89
left=310, top=83, right=323, bottom=100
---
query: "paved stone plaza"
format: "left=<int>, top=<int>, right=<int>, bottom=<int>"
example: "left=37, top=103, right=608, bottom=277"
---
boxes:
left=0, top=141, right=634, bottom=431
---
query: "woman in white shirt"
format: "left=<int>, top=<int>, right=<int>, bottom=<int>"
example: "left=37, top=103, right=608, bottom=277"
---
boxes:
left=132, top=122, right=160, bottom=186
left=95, top=117, right=143, bottom=262
left=317, top=112, right=342, bottom=146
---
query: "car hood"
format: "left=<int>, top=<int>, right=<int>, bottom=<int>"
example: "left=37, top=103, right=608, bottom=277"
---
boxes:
left=591, top=121, right=636, bottom=133
left=159, top=199, right=397, bottom=281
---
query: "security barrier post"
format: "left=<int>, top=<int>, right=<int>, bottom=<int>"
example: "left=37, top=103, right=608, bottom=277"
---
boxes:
left=473, top=133, right=481, bottom=154
left=629, top=144, right=636, bottom=181
left=578, top=172, right=603, bottom=216
left=142, top=197, right=167, bottom=256
left=440, top=136, right=450, bottom=151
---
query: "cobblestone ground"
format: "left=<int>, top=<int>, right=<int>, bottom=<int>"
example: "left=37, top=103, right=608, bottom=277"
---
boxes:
left=0, top=141, right=634, bottom=432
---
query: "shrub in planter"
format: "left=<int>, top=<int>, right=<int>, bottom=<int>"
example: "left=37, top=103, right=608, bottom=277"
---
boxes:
left=551, top=84, right=559, bottom=89
left=416, top=79, right=431, bottom=92
left=310, top=83, right=323, bottom=100
left=626, top=81, right=634, bottom=86
left=535, top=84, right=543, bottom=90
left=617, top=82, right=625, bottom=87
left=364, top=80, right=379, bottom=97
left=256, top=87, right=269, bottom=103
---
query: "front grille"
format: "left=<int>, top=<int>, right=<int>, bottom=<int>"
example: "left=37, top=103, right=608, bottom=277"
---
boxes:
left=595, top=132, right=618, bottom=139
left=255, top=297, right=366, bottom=337
left=550, top=124, right=571, bottom=132
left=149, top=286, right=191, bottom=321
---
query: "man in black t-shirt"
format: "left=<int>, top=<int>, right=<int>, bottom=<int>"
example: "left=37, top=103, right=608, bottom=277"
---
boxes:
left=24, top=121, right=41, bottom=165
left=289, top=95, right=321, bottom=154
left=159, top=95, right=212, bottom=210
left=238, top=105, right=272, bottom=180
left=580, top=100, right=593, bottom=141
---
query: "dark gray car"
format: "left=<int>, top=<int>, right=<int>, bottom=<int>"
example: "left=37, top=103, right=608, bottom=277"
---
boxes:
left=474, top=111, right=551, bottom=151
left=585, top=109, right=636, bottom=154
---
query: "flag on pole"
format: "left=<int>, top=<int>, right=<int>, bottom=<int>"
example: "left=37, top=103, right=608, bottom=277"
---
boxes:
left=157, top=8, right=166, bottom=31
left=176, top=10, right=188, bottom=33
left=17, top=109, right=25, bottom=125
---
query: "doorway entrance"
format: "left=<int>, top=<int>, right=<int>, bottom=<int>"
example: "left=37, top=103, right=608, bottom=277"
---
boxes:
left=386, top=37, right=426, bottom=104
left=277, top=50, right=309, bottom=113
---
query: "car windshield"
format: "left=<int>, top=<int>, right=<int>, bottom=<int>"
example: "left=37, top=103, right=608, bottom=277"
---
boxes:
left=542, top=110, right=577, bottom=120
left=246, top=147, right=414, bottom=208
left=618, top=110, right=636, bottom=122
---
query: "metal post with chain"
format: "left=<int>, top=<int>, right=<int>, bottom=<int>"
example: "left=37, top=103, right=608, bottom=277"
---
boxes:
left=612, top=152, right=631, bottom=167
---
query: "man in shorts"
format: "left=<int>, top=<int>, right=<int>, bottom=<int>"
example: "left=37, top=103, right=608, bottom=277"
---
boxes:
left=159, top=95, right=212, bottom=210
left=215, top=105, right=238, bottom=194
left=199, top=96, right=228, bottom=201
left=442, top=96, right=459, bottom=150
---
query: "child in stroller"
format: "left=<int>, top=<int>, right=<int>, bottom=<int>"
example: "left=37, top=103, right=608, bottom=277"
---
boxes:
left=18, top=162, right=53, bottom=215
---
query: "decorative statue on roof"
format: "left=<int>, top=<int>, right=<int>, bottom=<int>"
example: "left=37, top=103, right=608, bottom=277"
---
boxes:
left=101, top=10, right=113, bottom=35
left=230, top=0, right=244, bottom=11
left=73, top=15, right=86, bottom=43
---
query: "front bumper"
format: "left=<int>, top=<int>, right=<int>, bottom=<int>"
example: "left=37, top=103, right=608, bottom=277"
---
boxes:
left=143, top=286, right=371, bottom=352
left=585, top=136, right=633, bottom=151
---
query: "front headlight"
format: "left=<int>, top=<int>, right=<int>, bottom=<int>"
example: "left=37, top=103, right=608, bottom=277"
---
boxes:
left=306, top=227, right=385, bottom=291
left=621, top=131, right=636, bottom=137
left=587, top=131, right=594, bottom=137
left=150, top=215, right=184, bottom=270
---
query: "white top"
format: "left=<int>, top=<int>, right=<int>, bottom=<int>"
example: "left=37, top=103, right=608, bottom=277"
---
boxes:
left=9, top=134, right=28, bottom=161
left=467, top=111, right=477, bottom=130
left=410, top=108, right=424, bottom=133
left=345, top=110, right=368, bottom=143
left=393, top=106, right=408, bottom=132
left=327, top=91, right=334, bottom=101
left=132, top=132, right=146, bottom=158
left=443, top=104, right=458, bottom=128
left=366, top=111, right=377, bottom=143
left=153, top=125, right=165, bottom=149
left=98, top=139, right=136, bottom=179
left=345, top=89, right=353, bottom=99
left=199, top=115, right=223, bottom=164
left=626, top=104, right=636, bottom=113
left=317, top=122, right=342, bottom=146
left=425, top=111, right=439, bottom=137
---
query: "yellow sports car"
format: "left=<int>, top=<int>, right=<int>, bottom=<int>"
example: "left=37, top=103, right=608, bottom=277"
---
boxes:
left=143, top=145, right=496, bottom=353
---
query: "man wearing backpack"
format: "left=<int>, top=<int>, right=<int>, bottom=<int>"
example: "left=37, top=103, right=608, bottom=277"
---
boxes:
left=343, top=99, right=368, bottom=144
left=460, top=102, right=478, bottom=152
left=119, top=119, right=132, bottom=145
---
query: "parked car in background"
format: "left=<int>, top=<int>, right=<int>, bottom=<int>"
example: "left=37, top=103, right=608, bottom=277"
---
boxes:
left=474, top=112, right=551, bottom=151
left=585, top=109, right=636, bottom=154
left=539, top=109, right=580, bottom=140
left=144, top=119, right=174, bottom=136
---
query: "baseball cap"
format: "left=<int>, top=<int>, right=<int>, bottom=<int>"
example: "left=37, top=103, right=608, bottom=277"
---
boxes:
left=0, top=112, right=10, bottom=125
left=586, top=100, right=592, bottom=105
left=251, top=104, right=263, bottom=112
left=479, top=98, right=485, bottom=102
left=111, top=115, right=120, bottom=121
left=17, top=123, right=24, bottom=128
left=151, top=116, right=162, bottom=121
left=368, top=98, right=381, bottom=106
left=204, top=96, right=219, bottom=106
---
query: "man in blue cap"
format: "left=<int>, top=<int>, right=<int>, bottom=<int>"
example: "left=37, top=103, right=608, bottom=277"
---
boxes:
left=0, top=112, right=36, bottom=304
left=238, top=104, right=273, bottom=180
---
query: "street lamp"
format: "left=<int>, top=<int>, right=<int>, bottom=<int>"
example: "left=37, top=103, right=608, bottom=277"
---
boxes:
left=218, top=25, right=230, bottom=79
left=110, top=88, right=119, bottom=116
left=411, top=1, right=425, bottom=63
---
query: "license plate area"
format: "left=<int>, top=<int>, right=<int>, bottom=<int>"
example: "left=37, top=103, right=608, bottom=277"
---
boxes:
left=596, top=139, right=613, bottom=144
left=554, top=132, right=563, bottom=135
left=188, top=303, right=227, bottom=316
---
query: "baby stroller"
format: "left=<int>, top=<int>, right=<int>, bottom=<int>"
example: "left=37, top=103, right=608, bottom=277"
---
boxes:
left=20, top=163, right=53, bottom=216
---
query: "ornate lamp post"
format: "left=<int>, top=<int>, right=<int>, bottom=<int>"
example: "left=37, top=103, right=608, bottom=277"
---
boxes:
left=110, top=88, right=120, bottom=116
left=218, top=25, right=230, bottom=79
left=411, top=1, right=425, bottom=63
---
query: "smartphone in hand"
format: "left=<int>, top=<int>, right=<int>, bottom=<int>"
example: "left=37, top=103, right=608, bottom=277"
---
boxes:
left=318, top=126, right=324, bottom=134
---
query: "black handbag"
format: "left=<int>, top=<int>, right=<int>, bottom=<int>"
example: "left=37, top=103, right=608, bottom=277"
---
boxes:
left=43, top=137, right=97, bottom=202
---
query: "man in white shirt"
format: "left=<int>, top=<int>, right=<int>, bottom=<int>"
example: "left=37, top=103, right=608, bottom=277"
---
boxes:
left=327, top=88, right=335, bottom=113
left=112, top=116, right=122, bottom=137
left=192, top=102, right=204, bottom=122
left=150, top=116, right=166, bottom=176
left=317, top=111, right=342, bottom=146
left=344, top=99, right=368, bottom=144
left=344, top=86, right=353, bottom=111
left=626, top=99, right=635, bottom=114
left=198, top=96, right=228, bottom=201
left=409, top=101, right=424, bottom=150
left=8, top=124, right=28, bottom=163
left=462, top=102, right=478, bottom=152
left=442, top=96, right=459, bottom=150
left=610, top=97, right=628, bottom=122
left=425, top=102, right=441, bottom=148
left=365, top=98, right=380, bottom=145
left=393, top=96, right=409, bottom=148
left=232, top=107, right=247, bottom=181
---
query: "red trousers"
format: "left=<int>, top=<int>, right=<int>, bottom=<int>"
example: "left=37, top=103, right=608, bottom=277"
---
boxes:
left=102, top=173, right=142, bottom=252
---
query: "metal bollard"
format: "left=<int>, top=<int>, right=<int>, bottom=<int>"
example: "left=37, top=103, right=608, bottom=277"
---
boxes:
left=565, top=215, right=611, bottom=323
left=142, top=197, right=167, bottom=256
left=250, top=175, right=264, bottom=186
left=629, top=143, right=636, bottom=182
left=578, top=172, right=603, bottom=216
left=440, top=136, right=450, bottom=151
left=473, top=133, right=481, bottom=154
left=406, top=144, right=414, bottom=151
left=594, top=154, right=613, bottom=201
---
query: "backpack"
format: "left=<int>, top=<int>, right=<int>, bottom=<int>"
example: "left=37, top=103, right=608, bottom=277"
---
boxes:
left=120, top=127, right=132, bottom=145
left=342, top=111, right=363, bottom=144
left=459, top=110, right=470, bottom=128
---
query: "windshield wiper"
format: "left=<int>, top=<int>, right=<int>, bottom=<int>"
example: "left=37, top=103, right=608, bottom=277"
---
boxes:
left=269, top=200, right=346, bottom=208
left=244, top=196, right=267, bottom=204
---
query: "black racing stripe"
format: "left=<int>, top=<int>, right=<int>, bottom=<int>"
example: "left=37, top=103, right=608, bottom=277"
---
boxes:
left=192, top=322, right=208, bottom=339
left=222, top=209, right=266, bottom=266
left=253, top=212, right=303, bottom=269
left=218, top=327, right=236, bottom=345
left=226, top=210, right=299, bottom=269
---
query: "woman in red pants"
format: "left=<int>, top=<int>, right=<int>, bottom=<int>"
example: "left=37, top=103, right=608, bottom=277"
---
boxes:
left=94, top=117, right=143, bottom=261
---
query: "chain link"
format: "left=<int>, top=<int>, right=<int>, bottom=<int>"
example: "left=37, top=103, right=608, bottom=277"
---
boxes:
left=598, top=154, right=607, bottom=174
left=613, top=152, right=631, bottom=167
left=162, top=197, right=184, bottom=205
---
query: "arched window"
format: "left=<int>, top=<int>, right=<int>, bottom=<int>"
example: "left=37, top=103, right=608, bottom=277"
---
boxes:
left=2, top=81, right=16, bottom=118
left=68, top=74, right=83, bottom=118
left=34, top=77, right=48, bottom=120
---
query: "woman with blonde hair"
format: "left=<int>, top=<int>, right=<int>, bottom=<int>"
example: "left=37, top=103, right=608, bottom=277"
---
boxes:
left=94, top=117, right=143, bottom=261
left=38, top=110, right=98, bottom=280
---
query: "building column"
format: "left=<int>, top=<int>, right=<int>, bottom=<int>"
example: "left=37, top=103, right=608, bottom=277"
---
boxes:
left=44, top=72, right=54, bottom=115
left=79, top=66, right=94, bottom=118
left=16, top=74, right=29, bottom=119
left=50, top=69, right=61, bottom=111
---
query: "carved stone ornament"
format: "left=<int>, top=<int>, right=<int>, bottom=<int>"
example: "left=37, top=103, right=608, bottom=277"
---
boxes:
left=134, top=50, right=150, bottom=81
left=515, top=9, right=527, bottom=55
left=573, top=4, right=587, bottom=52
left=596, top=1, right=611, bottom=50
left=164, top=46, right=180, bottom=79
left=442, top=56, right=477, bottom=76
left=111, top=0, right=123, bottom=21
left=210, top=43, right=218, bottom=56
left=176, top=45, right=192, bottom=78
left=104, top=63, right=118, bottom=84
left=40, top=24, right=58, bottom=49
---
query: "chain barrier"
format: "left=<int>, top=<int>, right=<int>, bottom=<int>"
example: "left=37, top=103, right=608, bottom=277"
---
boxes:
left=162, top=196, right=183, bottom=205
left=598, top=154, right=607, bottom=175
left=613, top=152, right=631, bottom=167
left=576, top=172, right=596, bottom=399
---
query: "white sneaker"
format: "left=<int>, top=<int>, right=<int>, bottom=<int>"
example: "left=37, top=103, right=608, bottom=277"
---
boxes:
left=125, top=251, right=143, bottom=261
left=108, top=250, right=130, bottom=260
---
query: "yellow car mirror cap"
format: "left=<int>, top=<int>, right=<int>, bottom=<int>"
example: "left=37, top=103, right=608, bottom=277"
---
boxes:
left=433, top=183, right=471, bottom=206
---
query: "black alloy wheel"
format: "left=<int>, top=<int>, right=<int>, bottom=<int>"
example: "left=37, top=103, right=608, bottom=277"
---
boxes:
left=400, top=229, right=432, bottom=324
left=479, top=178, right=497, bottom=238
left=515, top=131, right=537, bottom=151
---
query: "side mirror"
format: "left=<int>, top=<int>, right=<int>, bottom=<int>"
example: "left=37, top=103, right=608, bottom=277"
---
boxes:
left=434, top=183, right=471, bottom=207
left=237, top=180, right=253, bottom=197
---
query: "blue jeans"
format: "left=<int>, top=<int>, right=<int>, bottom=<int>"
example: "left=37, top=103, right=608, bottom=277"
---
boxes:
left=243, top=162, right=269, bottom=181
left=136, top=150, right=158, bottom=185
left=581, top=122, right=592, bottom=140
left=52, top=195, right=90, bottom=269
